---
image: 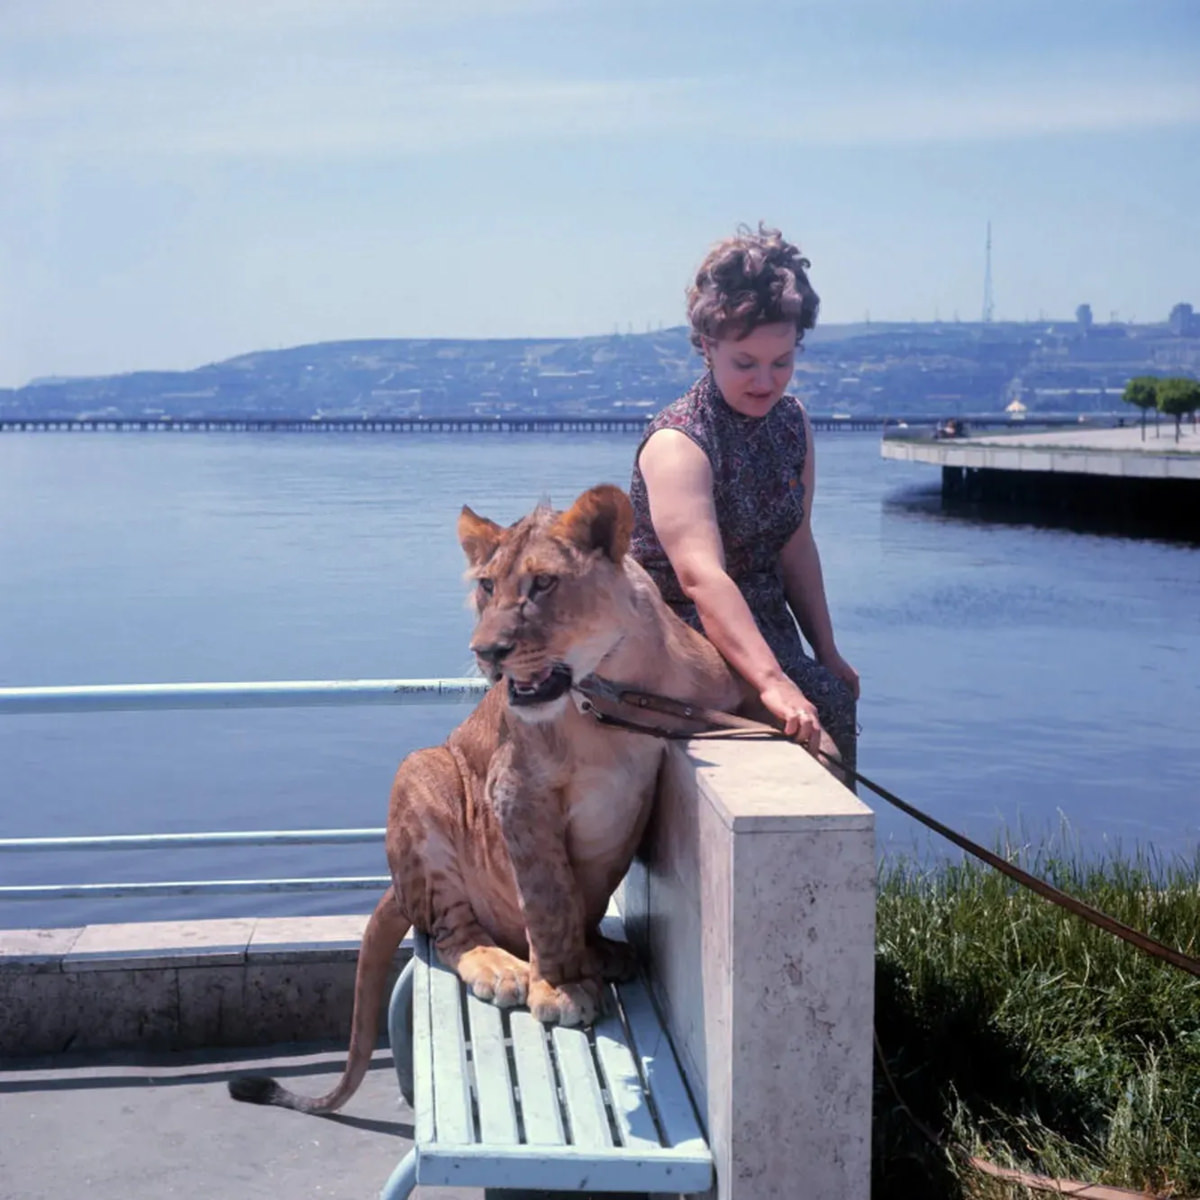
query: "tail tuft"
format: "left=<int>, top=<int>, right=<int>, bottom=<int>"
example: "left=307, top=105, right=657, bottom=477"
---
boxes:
left=228, top=1075, right=284, bottom=1106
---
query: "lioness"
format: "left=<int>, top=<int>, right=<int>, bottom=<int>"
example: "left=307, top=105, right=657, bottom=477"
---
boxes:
left=229, top=483, right=745, bottom=1114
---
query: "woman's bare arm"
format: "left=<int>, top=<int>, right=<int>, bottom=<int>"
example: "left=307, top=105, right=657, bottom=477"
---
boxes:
left=637, top=428, right=826, bottom=750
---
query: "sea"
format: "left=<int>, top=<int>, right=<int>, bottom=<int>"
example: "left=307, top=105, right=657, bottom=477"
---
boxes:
left=1, top=429, right=1197, bottom=931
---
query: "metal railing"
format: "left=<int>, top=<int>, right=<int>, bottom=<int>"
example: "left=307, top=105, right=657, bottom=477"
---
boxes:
left=0, top=677, right=489, bottom=902
left=0, top=677, right=487, bottom=715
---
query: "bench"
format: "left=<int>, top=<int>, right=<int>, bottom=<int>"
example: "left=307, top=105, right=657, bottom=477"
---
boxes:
left=380, top=925, right=713, bottom=1199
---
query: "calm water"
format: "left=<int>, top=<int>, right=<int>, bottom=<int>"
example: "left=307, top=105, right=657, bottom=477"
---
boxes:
left=1, top=431, right=1197, bottom=929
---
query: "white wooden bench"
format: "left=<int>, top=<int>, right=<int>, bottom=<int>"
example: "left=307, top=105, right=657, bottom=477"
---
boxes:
left=380, top=926, right=713, bottom=1198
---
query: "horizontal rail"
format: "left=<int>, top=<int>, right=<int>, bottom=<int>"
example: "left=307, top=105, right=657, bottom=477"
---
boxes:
left=0, top=876, right=390, bottom=900
left=0, top=829, right=385, bottom=852
left=0, top=677, right=488, bottom=715
left=0, top=677, right=471, bottom=904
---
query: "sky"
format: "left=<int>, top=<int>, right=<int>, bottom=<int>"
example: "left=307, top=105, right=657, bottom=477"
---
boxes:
left=1, top=0, right=1198, bottom=387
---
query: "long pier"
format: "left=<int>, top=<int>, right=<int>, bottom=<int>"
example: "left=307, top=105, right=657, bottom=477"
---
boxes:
left=0, top=413, right=1102, bottom=435
left=882, top=424, right=1200, bottom=483
left=0, top=415, right=658, bottom=433
left=0, top=413, right=879, bottom=433
left=882, top=424, right=1200, bottom=533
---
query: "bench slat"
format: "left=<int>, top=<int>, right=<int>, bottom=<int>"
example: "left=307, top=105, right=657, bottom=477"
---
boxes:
left=592, top=912, right=664, bottom=1150
left=417, top=1142, right=714, bottom=1192
left=509, top=1010, right=566, bottom=1145
left=465, top=992, right=518, bottom=1145
left=551, top=1025, right=613, bottom=1149
left=428, top=944, right=475, bottom=1145
left=598, top=911, right=625, bottom=940
left=592, top=1008, right=663, bottom=1152
left=618, top=979, right=708, bottom=1155
left=412, top=935, right=435, bottom=1144
left=402, top=926, right=712, bottom=1196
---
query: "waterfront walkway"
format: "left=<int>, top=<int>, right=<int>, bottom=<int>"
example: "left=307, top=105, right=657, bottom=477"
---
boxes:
left=950, top=421, right=1198, bottom=455
left=883, top=421, right=1200, bottom=479
left=1, top=1041, right=478, bottom=1200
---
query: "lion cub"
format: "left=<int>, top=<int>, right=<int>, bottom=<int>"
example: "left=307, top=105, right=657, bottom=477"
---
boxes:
left=230, top=483, right=739, bottom=1114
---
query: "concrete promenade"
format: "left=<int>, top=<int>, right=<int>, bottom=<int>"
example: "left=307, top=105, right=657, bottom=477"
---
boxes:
left=882, top=421, right=1200, bottom=479
left=0, top=1042, right=482, bottom=1200
left=3, top=734, right=874, bottom=1200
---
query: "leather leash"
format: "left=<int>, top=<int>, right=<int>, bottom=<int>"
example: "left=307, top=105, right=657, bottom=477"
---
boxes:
left=573, top=675, right=1200, bottom=980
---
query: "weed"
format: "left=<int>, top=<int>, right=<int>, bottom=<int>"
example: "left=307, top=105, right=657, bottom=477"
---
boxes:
left=873, top=839, right=1200, bottom=1198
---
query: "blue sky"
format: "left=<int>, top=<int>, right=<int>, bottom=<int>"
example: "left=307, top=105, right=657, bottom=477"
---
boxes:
left=1, top=0, right=1197, bottom=386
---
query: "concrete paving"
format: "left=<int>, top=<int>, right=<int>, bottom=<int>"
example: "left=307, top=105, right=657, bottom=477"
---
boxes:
left=882, top=420, right=1200, bottom=481
left=0, top=1041, right=480, bottom=1200
left=959, top=422, right=1200, bottom=453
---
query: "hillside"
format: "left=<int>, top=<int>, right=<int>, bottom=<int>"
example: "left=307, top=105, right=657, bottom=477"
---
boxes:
left=3, top=317, right=1198, bottom=420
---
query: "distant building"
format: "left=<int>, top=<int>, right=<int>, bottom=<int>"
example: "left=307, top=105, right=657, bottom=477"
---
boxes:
left=1169, top=303, right=1198, bottom=337
left=1075, top=303, right=1094, bottom=331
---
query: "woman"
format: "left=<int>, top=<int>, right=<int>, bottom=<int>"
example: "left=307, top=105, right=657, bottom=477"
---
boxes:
left=629, top=223, right=859, bottom=773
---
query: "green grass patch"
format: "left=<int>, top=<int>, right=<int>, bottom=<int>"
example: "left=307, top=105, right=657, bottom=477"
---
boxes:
left=873, top=838, right=1200, bottom=1198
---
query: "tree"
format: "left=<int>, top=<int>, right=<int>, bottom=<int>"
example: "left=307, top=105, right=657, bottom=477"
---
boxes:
left=1156, top=377, right=1200, bottom=443
left=1122, top=375, right=1158, bottom=441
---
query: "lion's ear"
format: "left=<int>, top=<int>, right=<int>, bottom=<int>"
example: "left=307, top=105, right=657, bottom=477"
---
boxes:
left=458, top=506, right=504, bottom=568
left=553, top=485, right=633, bottom=563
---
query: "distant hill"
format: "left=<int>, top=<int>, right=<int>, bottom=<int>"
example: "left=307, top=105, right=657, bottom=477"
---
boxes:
left=3, top=318, right=1198, bottom=420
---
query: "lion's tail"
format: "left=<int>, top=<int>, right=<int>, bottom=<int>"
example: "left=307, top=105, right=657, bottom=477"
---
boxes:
left=228, top=885, right=410, bottom=1114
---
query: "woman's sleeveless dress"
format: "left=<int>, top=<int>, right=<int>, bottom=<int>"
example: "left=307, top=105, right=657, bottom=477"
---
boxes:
left=628, top=371, right=857, bottom=772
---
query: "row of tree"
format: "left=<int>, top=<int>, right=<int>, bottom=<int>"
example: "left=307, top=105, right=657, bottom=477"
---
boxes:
left=1122, top=375, right=1200, bottom=442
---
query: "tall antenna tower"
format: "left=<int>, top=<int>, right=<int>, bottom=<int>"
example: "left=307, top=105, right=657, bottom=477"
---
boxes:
left=982, top=221, right=995, bottom=324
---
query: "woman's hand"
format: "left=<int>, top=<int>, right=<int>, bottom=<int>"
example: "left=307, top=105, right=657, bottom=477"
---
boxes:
left=818, top=648, right=860, bottom=700
left=759, top=679, right=827, bottom=757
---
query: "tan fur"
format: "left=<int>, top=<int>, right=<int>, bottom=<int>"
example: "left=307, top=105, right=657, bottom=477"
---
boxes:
left=230, top=484, right=741, bottom=1114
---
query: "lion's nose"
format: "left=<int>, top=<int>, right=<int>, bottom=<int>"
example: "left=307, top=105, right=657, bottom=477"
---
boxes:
left=473, top=640, right=514, bottom=665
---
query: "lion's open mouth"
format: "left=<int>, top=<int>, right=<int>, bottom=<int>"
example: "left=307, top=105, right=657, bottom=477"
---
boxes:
left=507, top=664, right=573, bottom=707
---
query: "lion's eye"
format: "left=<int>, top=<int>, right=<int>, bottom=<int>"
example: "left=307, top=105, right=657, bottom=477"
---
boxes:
left=530, top=574, right=557, bottom=596
left=478, top=578, right=495, bottom=596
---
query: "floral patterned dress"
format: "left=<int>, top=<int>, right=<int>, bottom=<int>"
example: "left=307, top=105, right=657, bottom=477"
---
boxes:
left=628, top=371, right=857, bottom=771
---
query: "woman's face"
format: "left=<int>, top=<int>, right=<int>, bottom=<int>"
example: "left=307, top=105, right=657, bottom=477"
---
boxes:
left=705, top=321, right=798, bottom=418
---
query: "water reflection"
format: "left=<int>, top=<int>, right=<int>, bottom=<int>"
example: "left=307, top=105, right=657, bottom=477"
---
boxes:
left=882, top=482, right=1200, bottom=546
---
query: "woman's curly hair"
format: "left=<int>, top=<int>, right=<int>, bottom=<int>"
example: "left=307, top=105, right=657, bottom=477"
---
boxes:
left=686, top=223, right=819, bottom=352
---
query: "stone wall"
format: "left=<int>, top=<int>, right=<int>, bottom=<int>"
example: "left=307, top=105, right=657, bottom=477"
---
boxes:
left=619, top=737, right=876, bottom=1200
left=0, top=915, right=399, bottom=1056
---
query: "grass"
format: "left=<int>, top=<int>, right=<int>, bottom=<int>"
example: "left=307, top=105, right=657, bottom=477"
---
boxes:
left=873, top=836, right=1200, bottom=1198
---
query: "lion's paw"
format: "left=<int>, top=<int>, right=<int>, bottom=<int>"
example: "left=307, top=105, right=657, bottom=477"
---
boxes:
left=528, top=976, right=603, bottom=1027
left=456, top=947, right=530, bottom=1008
